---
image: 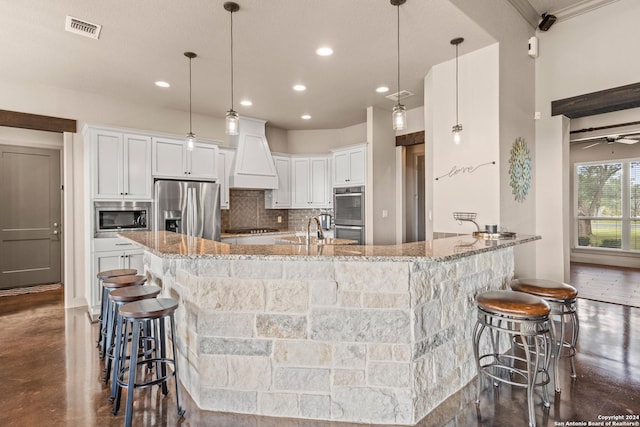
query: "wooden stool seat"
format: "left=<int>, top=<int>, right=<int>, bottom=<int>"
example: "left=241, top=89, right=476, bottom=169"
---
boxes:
left=511, top=278, right=577, bottom=301
left=109, top=284, right=161, bottom=303
left=103, top=275, right=147, bottom=289
left=119, top=298, right=178, bottom=320
left=476, top=290, right=550, bottom=318
left=97, top=268, right=137, bottom=280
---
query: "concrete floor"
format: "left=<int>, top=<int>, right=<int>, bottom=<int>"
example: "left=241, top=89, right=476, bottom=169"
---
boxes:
left=0, top=276, right=638, bottom=426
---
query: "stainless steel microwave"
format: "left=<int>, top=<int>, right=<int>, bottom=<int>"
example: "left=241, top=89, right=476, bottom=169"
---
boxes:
left=94, top=201, right=151, bottom=237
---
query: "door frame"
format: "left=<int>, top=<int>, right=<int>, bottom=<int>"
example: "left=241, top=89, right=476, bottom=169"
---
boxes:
left=0, top=111, right=78, bottom=308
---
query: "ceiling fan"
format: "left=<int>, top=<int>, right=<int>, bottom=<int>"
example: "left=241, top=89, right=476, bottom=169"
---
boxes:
left=578, top=134, right=640, bottom=149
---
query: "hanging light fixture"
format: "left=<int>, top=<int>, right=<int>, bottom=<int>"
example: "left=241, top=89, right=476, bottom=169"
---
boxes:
left=451, top=37, right=464, bottom=144
left=224, top=2, right=240, bottom=135
left=184, top=51, right=197, bottom=151
left=391, top=0, right=407, bottom=131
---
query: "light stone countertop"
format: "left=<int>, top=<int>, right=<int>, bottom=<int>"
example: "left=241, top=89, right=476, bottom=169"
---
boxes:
left=119, top=230, right=540, bottom=262
left=220, top=229, right=293, bottom=238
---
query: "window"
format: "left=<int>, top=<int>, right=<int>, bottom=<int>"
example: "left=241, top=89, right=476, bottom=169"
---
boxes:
left=575, top=159, right=640, bottom=251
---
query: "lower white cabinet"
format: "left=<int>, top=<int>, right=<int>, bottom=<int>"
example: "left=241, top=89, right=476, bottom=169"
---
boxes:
left=90, top=238, right=144, bottom=318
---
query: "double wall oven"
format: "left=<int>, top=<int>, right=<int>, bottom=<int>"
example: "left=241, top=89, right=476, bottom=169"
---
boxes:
left=333, top=186, right=365, bottom=244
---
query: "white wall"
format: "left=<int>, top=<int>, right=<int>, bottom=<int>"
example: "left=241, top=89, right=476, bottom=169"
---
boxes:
left=426, top=44, right=500, bottom=234
left=535, top=0, right=640, bottom=277
left=286, top=122, right=367, bottom=154
left=396, top=107, right=425, bottom=136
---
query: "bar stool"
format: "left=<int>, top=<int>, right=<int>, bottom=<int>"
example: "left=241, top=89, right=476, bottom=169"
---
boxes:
left=96, top=269, right=137, bottom=348
left=511, top=278, right=579, bottom=392
left=106, top=284, right=162, bottom=400
left=114, top=298, right=185, bottom=427
left=473, top=290, right=552, bottom=427
left=100, top=275, right=146, bottom=359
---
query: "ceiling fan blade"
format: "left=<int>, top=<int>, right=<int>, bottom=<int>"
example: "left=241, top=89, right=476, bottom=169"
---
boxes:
left=616, top=138, right=638, bottom=144
left=582, top=142, right=601, bottom=149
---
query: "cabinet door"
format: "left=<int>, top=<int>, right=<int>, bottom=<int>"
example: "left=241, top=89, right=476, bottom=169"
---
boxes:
left=93, top=130, right=123, bottom=199
left=291, top=158, right=310, bottom=207
left=125, top=250, right=144, bottom=275
left=123, top=134, right=152, bottom=199
left=189, top=142, right=218, bottom=180
left=92, top=251, right=124, bottom=311
left=333, top=151, right=350, bottom=186
left=273, top=156, right=291, bottom=207
left=309, top=158, right=328, bottom=206
left=153, top=137, right=187, bottom=178
left=217, top=149, right=234, bottom=209
left=348, top=148, right=366, bottom=185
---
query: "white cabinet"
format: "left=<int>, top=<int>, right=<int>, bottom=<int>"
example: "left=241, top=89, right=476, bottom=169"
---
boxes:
left=90, top=238, right=144, bottom=318
left=152, top=137, right=219, bottom=181
left=265, top=155, right=291, bottom=208
left=332, top=144, right=366, bottom=187
left=217, top=148, right=235, bottom=209
left=291, top=156, right=330, bottom=208
left=91, top=129, right=152, bottom=200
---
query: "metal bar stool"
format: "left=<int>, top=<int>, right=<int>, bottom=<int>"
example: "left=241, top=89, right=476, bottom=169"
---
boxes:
left=511, top=278, right=579, bottom=393
left=100, top=275, right=146, bottom=359
left=473, top=290, right=552, bottom=427
left=96, top=269, right=137, bottom=349
left=106, top=284, right=162, bottom=400
left=114, top=298, right=185, bottom=427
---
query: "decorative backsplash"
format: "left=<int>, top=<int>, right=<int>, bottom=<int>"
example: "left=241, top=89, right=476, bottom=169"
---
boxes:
left=221, top=189, right=333, bottom=232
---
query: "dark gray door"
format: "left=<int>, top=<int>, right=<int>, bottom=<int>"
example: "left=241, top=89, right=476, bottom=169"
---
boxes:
left=0, top=145, right=61, bottom=289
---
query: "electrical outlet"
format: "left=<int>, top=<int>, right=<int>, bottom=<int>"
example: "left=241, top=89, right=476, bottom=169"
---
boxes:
left=277, top=215, right=282, bottom=223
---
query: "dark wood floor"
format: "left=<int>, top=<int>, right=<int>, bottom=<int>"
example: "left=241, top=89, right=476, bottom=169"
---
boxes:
left=0, top=265, right=638, bottom=426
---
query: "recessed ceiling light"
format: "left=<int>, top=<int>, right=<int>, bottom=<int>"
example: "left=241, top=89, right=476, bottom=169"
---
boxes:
left=301, top=114, right=311, bottom=120
left=376, top=86, right=389, bottom=93
left=155, top=81, right=170, bottom=88
left=293, top=84, right=306, bottom=92
left=240, top=100, right=253, bottom=106
left=316, top=47, right=333, bottom=56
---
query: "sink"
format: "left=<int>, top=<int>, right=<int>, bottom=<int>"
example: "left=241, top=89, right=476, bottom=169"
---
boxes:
left=275, top=236, right=357, bottom=245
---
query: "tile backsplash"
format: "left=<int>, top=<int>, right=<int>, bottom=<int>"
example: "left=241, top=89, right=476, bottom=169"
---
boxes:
left=222, top=189, right=288, bottom=231
left=222, top=189, right=333, bottom=232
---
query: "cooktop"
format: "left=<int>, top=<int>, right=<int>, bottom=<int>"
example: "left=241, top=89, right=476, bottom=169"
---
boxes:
left=224, top=228, right=280, bottom=235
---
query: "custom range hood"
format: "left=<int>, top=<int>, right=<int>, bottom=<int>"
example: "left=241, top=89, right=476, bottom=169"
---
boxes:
left=229, top=117, right=278, bottom=189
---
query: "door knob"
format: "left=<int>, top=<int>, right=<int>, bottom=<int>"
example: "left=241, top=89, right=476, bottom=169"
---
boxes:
left=53, top=230, right=59, bottom=235
left=53, top=222, right=59, bottom=227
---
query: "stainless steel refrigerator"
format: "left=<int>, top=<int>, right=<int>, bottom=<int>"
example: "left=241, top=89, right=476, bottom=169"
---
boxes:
left=154, top=180, right=221, bottom=241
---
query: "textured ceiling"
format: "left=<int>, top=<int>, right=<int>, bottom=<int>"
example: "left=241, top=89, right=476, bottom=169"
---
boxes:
left=0, top=0, right=498, bottom=130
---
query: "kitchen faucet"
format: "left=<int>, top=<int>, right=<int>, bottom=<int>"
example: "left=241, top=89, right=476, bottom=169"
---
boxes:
left=306, top=216, right=325, bottom=241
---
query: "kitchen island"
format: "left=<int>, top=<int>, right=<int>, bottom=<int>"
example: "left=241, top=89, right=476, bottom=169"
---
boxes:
left=119, top=230, right=539, bottom=425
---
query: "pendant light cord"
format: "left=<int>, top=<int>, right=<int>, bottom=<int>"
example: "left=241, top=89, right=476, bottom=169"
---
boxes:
left=189, top=56, right=193, bottom=134
left=230, top=9, right=235, bottom=111
left=396, top=3, right=400, bottom=108
left=455, top=42, right=458, bottom=125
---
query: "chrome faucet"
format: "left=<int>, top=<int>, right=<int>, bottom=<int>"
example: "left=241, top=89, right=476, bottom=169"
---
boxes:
left=306, top=216, right=325, bottom=241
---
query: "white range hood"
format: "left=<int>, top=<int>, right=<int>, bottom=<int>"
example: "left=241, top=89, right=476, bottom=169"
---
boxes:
left=229, top=117, right=278, bottom=189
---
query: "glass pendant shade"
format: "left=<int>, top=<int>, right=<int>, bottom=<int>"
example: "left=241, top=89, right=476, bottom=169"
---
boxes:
left=392, top=104, right=407, bottom=131
left=186, top=132, right=196, bottom=151
left=452, top=124, right=463, bottom=145
left=225, top=109, right=239, bottom=135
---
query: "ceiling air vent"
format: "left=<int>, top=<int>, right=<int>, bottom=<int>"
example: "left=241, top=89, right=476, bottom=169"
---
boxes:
left=386, top=90, right=414, bottom=102
left=65, top=16, right=102, bottom=40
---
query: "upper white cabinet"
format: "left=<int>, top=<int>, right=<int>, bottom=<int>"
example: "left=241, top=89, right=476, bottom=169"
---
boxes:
left=217, top=147, right=235, bottom=210
left=332, top=144, right=367, bottom=187
left=265, top=155, right=291, bottom=208
left=291, top=156, right=330, bottom=208
left=90, top=128, right=152, bottom=200
left=152, top=137, right=219, bottom=181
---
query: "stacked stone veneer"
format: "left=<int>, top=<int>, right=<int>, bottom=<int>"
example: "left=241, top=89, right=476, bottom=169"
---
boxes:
left=144, top=248, right=513, bottom=425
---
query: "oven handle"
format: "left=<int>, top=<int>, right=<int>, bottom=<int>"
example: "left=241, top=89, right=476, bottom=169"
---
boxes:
left=335, top=225, right=363, bottom=229
left=335, top=193, right=362, bottom=197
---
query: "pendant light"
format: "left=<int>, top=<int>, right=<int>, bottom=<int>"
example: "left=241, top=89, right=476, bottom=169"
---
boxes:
left=184, top=52, right=197, bottom=151
left=391, top=0, right=407, bottom=131
left=451, top=37, right=464, bottom=144
left=224, top=2, right=240, bottom=136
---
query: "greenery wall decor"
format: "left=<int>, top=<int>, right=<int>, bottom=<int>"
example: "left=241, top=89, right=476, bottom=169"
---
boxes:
left=508, top=137, right=532, bottom=203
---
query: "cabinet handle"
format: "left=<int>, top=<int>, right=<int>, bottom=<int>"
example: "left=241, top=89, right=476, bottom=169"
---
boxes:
left=115, top=243, right=133, bottom=246
left=188, top=171, right=191, bottom=175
